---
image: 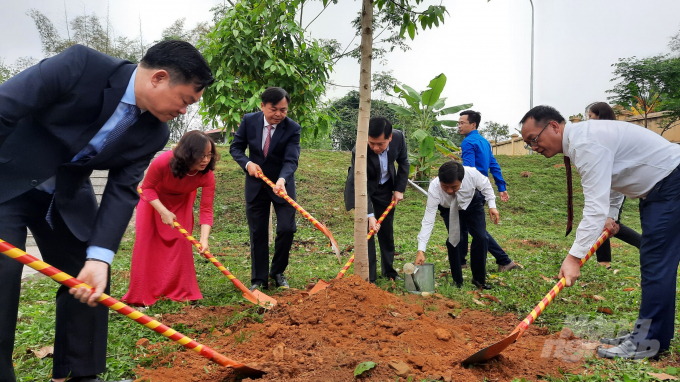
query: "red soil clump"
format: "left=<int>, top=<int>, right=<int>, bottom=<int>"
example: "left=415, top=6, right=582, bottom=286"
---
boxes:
left=135, top=276, right=592, bottom=381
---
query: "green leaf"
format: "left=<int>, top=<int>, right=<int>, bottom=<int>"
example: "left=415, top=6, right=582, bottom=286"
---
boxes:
left=420, top=136, right=435, bottom=157
left=263, top=60, right=273, bottom=69
left=440, top=103, right=474, bottom=115
left=432, top=97, right=447, bottom=110
left=421, top=73, right=447, bottom=107
left=233, top=29, right=240, bottom=38
left=354, top=361, right=376, bottom=377
left=401, top=85, right=422, bottom=103
left=387, top=104, right=414, bottom=117
left=439, top=120, right=458, bottom=127
left=411, top=129, right=429, bottom=142
left=407, top=22, right=416, bottom=40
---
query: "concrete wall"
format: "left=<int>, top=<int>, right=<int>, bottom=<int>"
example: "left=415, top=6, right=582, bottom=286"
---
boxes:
left=490, top=134, right=534, bottom=157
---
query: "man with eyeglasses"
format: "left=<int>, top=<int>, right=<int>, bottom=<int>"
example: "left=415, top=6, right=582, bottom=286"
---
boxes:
left=520, top=105, right=680, bottom=360
left=457, top=110, right=519, bottom=277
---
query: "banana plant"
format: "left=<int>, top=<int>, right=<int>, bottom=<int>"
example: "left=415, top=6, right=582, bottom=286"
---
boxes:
left=388, top=73, right=472, bottom=179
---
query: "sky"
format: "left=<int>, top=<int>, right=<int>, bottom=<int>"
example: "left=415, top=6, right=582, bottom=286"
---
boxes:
left=1, top=0, right=679, bottom=130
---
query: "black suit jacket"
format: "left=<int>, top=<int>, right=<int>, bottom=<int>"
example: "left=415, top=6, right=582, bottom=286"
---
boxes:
left=344, top=130, right=409, bottom=214
left=0, top=45, right=169, bottom=252
left=229, top=111, right=301, bottom=203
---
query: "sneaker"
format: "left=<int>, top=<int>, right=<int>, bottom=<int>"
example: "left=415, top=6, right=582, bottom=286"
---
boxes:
left=498, top=261, right=519, bottom=272
left=600, top=333, right=631, bottom=345
left=597, top=339, right=660, bottom=360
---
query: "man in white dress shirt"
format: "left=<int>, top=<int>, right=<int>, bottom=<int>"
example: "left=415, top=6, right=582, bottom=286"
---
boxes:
left=414, top=161, right=500, bottom=289
left=520, top=105, right=680, bottom=359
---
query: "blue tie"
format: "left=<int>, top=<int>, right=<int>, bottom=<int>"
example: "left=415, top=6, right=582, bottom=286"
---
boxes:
left=46, top=103, right=140, bottom=228
left=102, top=103, right=141, bottom=150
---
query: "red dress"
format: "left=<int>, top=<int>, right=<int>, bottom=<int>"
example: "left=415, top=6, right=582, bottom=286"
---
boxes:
left=122, top=150, right=215, bottom=306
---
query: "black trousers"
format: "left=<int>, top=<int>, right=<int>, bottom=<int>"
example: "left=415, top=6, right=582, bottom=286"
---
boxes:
left=367, top=183, right=399, bottom=282
left=0, top=189, right=110, bottom=381
left=595, top=222, right=642, bottom=262
left=245, top=187, right=296, bottom=284
left=460, top=191, right=512, bottom=266
left=439, top=191, right=488, bottom=286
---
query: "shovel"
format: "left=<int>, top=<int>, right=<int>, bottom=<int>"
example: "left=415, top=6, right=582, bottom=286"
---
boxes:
left=461, top=229, right=611, bottom=364
left=336, top=199, right=397, bottom=279
left=304, top=200, right=397, bottom=296
left=0, top=238, right=265, bottom=378
left=137, top=188, right=276, bottom=309
left=257, top=171, right=341, bottom=263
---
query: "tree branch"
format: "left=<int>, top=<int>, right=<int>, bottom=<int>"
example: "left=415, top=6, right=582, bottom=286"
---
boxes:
left=305, top=2, right=330, bottom=30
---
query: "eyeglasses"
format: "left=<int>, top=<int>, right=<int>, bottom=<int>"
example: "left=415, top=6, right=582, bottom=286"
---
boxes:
left=203, top=153, right=213, bottom=160
left=524, top=121, right=551, bottom=150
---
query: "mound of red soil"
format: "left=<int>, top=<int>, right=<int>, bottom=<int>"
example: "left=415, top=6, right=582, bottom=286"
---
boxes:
left=135, top=276, right=592, bottom=381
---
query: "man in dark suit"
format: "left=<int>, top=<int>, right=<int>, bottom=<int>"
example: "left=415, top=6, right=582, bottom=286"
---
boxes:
left=344, top=117, right=409, bottom=283
left=0, top=41, right=213, bottom=382
left=230, top=87, right=301, bottom=291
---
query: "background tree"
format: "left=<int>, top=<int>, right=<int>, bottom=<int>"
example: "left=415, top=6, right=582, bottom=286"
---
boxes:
left=479, top=121, right=510, bottom=143
left=198, top=0, right=334, bottom=139
left=328, top=90, right=400, bottom=150
left=607, top=55, right=667, bottom=128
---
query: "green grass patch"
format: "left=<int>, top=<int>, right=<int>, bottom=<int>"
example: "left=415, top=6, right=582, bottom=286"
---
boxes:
left=12, top=148, right=680, bottom=380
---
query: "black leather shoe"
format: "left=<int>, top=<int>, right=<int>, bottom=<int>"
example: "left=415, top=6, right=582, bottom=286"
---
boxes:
left=271, top=274, right=289, bottom=288
left=472, top=279, right=492, bottom=290
left=391, top=275, right=403, bottom=282
left=249, top=281, right=266, bottom=292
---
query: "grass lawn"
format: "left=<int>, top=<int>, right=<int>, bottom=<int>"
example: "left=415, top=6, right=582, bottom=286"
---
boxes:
left=12, top=148, right=680, bottom=381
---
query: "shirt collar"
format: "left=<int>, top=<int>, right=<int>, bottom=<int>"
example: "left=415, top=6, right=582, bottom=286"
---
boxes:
left=122, top=67, right=138, bottom=106
left=467, top=129, right=480, bottom=138
left=562, top=123, right=572, bottom=155
left=263, top=115, right=278, bottom=129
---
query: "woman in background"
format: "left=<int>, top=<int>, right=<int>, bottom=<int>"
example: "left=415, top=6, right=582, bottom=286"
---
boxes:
left=123, top=131, right=218, bottom=305
left=586, top=102, right=641, bottom=269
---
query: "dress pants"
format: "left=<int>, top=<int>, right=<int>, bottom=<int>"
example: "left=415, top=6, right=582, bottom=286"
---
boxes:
left=634, top=165, right=680, bottom=351
left=246, top=187, right=296, bottom=284
left=0, top=189, right=110, bottom=381
left=460, top=191, right=512, bottom=266
left=367, top=182, right=399, bottom=282
left=439, top=191, right=488, bottom=286
left=595, top=223, right=641, bottom=263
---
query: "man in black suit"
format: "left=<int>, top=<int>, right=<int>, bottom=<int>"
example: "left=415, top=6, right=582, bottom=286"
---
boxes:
left=344, top=117, right=409, bottom=282
left=0, top=41, right=213, bottom=382
left=230, top=87, right=301, bottom=291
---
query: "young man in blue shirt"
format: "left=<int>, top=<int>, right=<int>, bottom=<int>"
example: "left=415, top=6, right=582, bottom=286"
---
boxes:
left=458, top=110, right=518, bottom=272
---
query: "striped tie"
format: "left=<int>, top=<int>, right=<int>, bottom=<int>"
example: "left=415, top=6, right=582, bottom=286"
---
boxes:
left=46, top=103, right=140, bottom=228
left=263, top=124, right=273, bottom=158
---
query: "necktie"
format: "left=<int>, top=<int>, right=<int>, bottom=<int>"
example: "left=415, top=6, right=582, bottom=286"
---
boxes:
left=564, top=155, right=573, bottom=236
left=46, top=103, right=140, bottom=228
left=263, top=124, right=273, bottom=158
left=102, top=103, right=141, bottom=150
left=448, top=198, right=461, bottom=247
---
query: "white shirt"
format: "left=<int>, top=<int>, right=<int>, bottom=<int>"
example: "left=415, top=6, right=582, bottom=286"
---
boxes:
left=563, top=120, right=680, bottom=258
left=416, top=168, right=497, bottom=252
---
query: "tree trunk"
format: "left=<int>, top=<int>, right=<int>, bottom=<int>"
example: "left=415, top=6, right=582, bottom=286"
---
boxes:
left=353, top=0, right=373, bottom=281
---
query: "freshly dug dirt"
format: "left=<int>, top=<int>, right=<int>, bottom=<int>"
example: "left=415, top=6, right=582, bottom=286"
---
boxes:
left=135, top=276, right=592, bottom=381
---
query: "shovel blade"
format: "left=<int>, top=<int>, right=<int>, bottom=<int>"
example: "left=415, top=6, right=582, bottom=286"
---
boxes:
left=461, top=330, right=520, bottom=365
left=242, top=290, right=277, bottom=309
left=304, top=279, right=331, bottom=296
left=232, top=364, right=267, bottom=378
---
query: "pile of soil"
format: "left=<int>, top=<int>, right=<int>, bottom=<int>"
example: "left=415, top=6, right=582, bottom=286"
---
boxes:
left=135, top=276, right=593, bottom=381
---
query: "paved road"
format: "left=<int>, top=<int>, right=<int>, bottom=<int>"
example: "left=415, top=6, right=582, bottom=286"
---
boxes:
left=21, top=246, right=42, bottom=280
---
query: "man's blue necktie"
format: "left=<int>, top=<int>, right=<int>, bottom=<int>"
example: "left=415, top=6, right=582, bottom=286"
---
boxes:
left=46, top=103, right=141, bottom=228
